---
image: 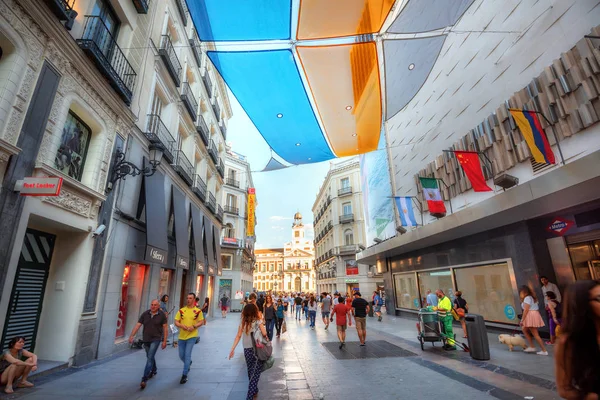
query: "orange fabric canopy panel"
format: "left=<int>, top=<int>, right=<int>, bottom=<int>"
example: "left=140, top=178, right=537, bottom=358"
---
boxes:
left=297, top=0, right=395, bottom=40
left=297, top=42, right=382, bottom=157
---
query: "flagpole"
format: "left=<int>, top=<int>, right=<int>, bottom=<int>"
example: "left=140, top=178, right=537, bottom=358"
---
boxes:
left=508, top=108, right=565, bottom=165
left=411, top=197, right=424, bottom=226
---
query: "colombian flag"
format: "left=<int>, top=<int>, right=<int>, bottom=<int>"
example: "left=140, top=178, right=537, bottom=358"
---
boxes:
left=509, top=109, right=555, bottom=164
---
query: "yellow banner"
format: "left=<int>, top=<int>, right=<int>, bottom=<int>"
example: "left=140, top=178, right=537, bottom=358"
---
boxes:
left=247, top=188, right=256, bottom=237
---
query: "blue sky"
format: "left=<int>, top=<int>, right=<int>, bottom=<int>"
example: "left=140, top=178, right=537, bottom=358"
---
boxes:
left=225, top=95, right=330, bottom=248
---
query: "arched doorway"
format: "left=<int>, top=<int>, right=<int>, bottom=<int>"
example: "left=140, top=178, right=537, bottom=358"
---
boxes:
left=294, top=277, right=301, bottom=292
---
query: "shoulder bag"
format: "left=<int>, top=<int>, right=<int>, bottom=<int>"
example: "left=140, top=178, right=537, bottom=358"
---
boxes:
left=281, top=319, right=287, bottom=334
left=251, top=322, right=273, bottom=361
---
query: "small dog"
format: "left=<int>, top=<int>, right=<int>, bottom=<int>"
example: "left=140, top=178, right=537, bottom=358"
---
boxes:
left=498, top=334, right=527, bottom=351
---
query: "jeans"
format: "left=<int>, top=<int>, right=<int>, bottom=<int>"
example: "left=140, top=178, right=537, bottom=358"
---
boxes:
left=295, top=305, right=302, bottom=319
left=304, top=306, right=309, bottom=319
left=178, top=337, right=196, bottom=375
left=142, top=340, right=160, bottom=380
left=309, top=310, right=316, bottom=327
left=265, top=319, right=275, bottom=341
left=275, top=317, right=284, bottom=335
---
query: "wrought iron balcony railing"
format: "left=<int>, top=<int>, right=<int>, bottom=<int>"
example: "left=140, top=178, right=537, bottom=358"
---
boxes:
left=192, top=174, right=207, bottom=202
left=189, top=33, right=202, bottom=66
left=44, top=0, right=75, bottom=21
left=225, top=177, right=240, bottom=188
left=145, top=114, right=176, bottom=163
left=339, top=213, right=354, bottom=224
left=202, top=73, right=213, bottom=98
left=212, top=101, right=221, bottom=121
left=175, top=0, right=188, bottom=25
left=224, top=205, right=239, bottom=215
left=219, top=123, right=227, bottom=140
left=181, top=82, right=198, bottom=122
left=173, top=150, right=194, bottom=186
left=159, top=35, right=181, bottom=87
left=208, top=140, right=218, bottom=164
left=337, top=244, right=360, bottom=255
left=196, top=115, right=209, bottom=146
left=132, top=0, right=150, bottom=13
left=77, top=16, right=137, bottom=105
left=217, top=158, right=225, bottom=178
left=338, top=186, right=352, bottom=196
left=216, top=205, right=223, bottom=222
left=206, top=192, right=216, bottom=213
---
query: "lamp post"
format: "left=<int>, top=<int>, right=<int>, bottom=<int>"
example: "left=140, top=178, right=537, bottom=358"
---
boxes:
left=107, top=143, right=164, bottom=192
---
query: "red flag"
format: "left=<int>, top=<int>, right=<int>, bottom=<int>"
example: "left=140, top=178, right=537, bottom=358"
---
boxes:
left=455, top=151, right=492, bottom=192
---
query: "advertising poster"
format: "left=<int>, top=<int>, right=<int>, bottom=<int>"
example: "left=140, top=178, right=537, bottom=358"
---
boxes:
left=359, top=129, right=396, bottom=244
left=346, top=260, right=359, bottom=275
left=247, top=188, right=256, bottom=237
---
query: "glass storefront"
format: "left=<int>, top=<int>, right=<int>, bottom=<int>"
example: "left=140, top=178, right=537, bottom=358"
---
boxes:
left=418, top=270, right=454, bottom=304
left=115, top=263, right=146, bottom=340
left=393, top=273, right=420, bottom=310
left=567, top=240, right=600, bottom=280
left=159, top=268, right=173, bottom=300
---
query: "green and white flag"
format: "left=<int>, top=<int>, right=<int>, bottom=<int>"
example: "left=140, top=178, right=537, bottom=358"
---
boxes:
left=419, top=178, right=446, bottom=215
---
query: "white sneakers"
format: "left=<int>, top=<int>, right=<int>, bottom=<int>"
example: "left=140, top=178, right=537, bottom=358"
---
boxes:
left=523, top=347, right=548, bottom=355
left=537, top=351, right=548, bottom=356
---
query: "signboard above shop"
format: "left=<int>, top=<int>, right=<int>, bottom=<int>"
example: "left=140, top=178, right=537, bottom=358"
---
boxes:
left=17, top=177, right=63, bottom=196
left=546, top=217, right=575, bottom=236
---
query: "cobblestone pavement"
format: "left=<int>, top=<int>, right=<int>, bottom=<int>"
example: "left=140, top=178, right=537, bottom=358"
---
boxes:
left=2, top=310, right=559, bottom=400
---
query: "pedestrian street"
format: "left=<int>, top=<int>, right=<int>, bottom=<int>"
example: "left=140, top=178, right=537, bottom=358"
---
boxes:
left=4, top=311, right=560, bottom=400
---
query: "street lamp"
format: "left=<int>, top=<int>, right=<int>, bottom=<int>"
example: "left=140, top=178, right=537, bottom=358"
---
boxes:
left=107, top=143, right=164, bottom=192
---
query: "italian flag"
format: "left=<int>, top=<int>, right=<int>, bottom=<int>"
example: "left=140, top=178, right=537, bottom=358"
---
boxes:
left=419, top=177, right=446, bottom=215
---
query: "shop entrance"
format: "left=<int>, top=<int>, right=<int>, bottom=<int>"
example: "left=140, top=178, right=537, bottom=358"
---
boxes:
left=294, top=277, right=301, bottom=292
left=566, top=235, right=600, bottom=280
left=207, top=276, right=214, bottom=317
left=115, top=263, right=146, bottom=340
left=1, top=229, right=55, bottom=352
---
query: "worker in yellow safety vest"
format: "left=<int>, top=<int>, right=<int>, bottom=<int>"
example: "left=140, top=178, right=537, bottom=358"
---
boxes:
left=435, top=289, right=456, bottom=350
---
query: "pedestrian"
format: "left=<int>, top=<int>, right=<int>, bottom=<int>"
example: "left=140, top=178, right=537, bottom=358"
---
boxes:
left=519, top=285, right=547, bottom=355
left=248, top=292, right=257, bottom=304
left=0, top=337, right=37, bottom=394
left=229, top=304, right=269, bottom=400
left=373, top=291, right=384, bottom=322
left=174, top=293, right=206, bottom=384
left=263, top=295, right=276, bottom=340
left=554, top=280, right=600, bottom=400
left=275, top=299, right=285, bottom=337
left=220, top=293, right=230, bottom=318
left=283, top=295, right=289, bottom=314
left=321, top=292, right=331, bottom=330
left=333, top=291, right=340, bottom=306
left=256, top=293, right=265, bottom=312
left=302, top=296, right=309, bottom=320
left=160, top=294, right=170, bottom=315
left=128, top=299, right=168, bottom=389
left=308, top=295, right=318, bottom=329
left=351, top=292, right=370, bottom=346
left=345, top=294, right=353, bottom=327
left=426, top=289, right=438, bottom=307
left=453, top=291, right=469, bottom=338
left=201, top=297, right=209, bottom=317
left=435, top=289, right=456, bottom=350
left=540, top=276, right=561, bottom=303
left=294, top=293, right=303, bottom=320
left=331, top=296, right=350, bottom=349
left=545, top=291, right=562, bottom=345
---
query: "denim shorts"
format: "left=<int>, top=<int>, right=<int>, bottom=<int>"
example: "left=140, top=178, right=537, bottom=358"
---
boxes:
left=322, top=312, right=330, bottom=318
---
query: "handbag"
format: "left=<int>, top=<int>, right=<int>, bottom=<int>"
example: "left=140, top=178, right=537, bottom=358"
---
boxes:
left=251, top=322, right=272, bottom=361
left=451, top=308, right=460, bottom=321
left=456, top=308, right=466, bottom=318
left=281, top=320, right=287, bottom=334
left=262, top=355, right=275, bottom=372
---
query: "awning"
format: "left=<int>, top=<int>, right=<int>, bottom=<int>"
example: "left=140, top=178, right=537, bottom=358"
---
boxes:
left=214, top=224, right=222, bottom=276
left=172, top=187, right=190, bottom=270
left=205, top=217, right=216, bottom=275
left=191, top=203, right=206, bottom=274
left=143, top=169, right=168, bottom=265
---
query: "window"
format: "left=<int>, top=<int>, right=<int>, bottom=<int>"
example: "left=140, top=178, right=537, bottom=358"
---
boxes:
left=226, top=194, right=237, bottom=208
left=224, top=223, right=235, bottom=238
left=393, top=273, right=419, bottom=310
left=341, top=177, right=350, bottom=188
left=222, top=254, right=232, bottom=270
left=228, top=169, right=236, bottom=180
left=295, top=231, right=300, bottom=238
left=269, top=263, right=274, bottom=272
left=288, top=282, right=291, bottom=290
left=418, top=270, right=454, bottom=305
left=342, top=202, right=352, bottom=215
left=286, top=263, right=291, bottom=270
left=305, top=282, right=309, bottom=290
left=278, top=263, right=282, bottom=271
left=54, top=111, right=91, bottom=181
left=344, top=229, right=354, bottom=245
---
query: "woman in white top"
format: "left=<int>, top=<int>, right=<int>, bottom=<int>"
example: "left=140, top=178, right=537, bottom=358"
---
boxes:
left=229, top=304, right=269, bottom=400
left=307, top=295, right=318, bottom=329
left=519, top=285, right=548, bottom=355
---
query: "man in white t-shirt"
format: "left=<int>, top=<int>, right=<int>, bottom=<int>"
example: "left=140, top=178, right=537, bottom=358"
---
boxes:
left=540, top=276, right=561, bottom=305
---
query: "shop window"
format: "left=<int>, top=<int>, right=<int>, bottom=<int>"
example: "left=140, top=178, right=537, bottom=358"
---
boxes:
left=116, top=263, right=146, bottom=340
left=393, top=273, right=419, bottom=310
left=222, top=254, right=232, bottom=270
left=418, top=270, right=454, bottom=305
left=453, top=262, right=518, bottom=324
left=54, top=111, right=92, bottom=181
left=159, top=268, right=172, bottom=300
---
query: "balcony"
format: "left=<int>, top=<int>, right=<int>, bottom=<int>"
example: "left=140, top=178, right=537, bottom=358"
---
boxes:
left=192, top=174, right=207, bottom=202
left=173, top=150, right=194, bottom=186
left=132, top=0, right=150, bottom=13
left=196, top=116, right=209, bottom=146
left=208, top=140, right=218, bottom=164
left=180, top=82, right=198, bottom=122
left=159, top=35, right=181, bottom=87
left=225, top=177, right=240, bottom=188
left=337, top=244, right=360, bottom=255
left=212, top=102, right=221, bottom=122
left=338, top=186, right=352, bottom=197
left=189, top=33, right=201, bottom=66
left=217, top=158, right=225, bottom=178
left=339, top=213, right=354, bottom=224
left=145, top=114, right=176, bottom=163
left=219, top=124, right=227, bottom=140
left=206, top=192, right=216, bottom=214
left=77, top=16, right=137, bottom=105
left=202, top=73, right=213, bottom=98
left=44, top=0, right=75, bottom=21
left=175, top=0, right=188, bottom=26
left=216, top=205, right=224, bottom=222
left=222, top=237, right=242, bottom=247
left=224, top=205, right=239, bottom=215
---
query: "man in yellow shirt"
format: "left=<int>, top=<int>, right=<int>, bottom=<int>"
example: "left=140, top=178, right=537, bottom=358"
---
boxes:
left=174, top=293, right=206, bottom=384
left=435, top=289, right=456, bottom=350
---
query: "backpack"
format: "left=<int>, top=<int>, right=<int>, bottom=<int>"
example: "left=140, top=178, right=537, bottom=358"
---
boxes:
left=375, top=296, right=383, bottom=306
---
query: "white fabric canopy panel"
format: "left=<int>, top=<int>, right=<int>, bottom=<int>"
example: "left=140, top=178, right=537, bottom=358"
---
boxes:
left=388, top=0, right=476, bottom=34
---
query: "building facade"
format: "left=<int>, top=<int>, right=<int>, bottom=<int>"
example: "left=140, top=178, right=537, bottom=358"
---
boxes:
left=313, top=158, right=380, bottom=295
left=254, top=213, right=315, bottom=293
left=357, top=0, right=600, bottom=331
left=0, top=0, right=232, bottom=366
left=217, top=149, right=256, bottom=312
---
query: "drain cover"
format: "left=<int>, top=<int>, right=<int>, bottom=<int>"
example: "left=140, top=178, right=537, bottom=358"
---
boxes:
left=322, top=340, right=416, bottom=360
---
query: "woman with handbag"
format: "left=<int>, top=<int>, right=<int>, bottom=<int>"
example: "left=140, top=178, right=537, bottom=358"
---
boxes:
left=453, top=291, right=469, bottom=338
left=263, top=295, right=276, bottom=341
left=229, top=304, right=269, bottom=400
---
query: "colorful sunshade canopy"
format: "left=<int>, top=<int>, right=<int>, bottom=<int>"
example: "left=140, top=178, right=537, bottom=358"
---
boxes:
left=188, top=0, right=475, bottom=165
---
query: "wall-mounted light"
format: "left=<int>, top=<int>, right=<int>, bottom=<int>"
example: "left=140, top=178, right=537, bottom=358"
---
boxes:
left=108, top=143, right=164, bottom=191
